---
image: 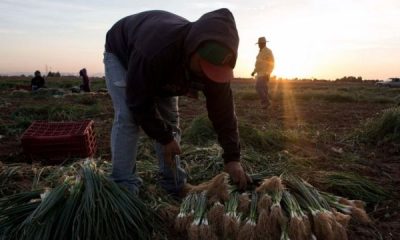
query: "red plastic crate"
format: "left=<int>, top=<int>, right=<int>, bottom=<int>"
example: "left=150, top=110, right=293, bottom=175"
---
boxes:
left=21, top=120, right=97, bottom=161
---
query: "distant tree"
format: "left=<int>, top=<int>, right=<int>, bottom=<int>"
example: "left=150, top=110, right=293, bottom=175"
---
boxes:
left=336, top=76, right=362, bottom=83
left=47, top=71, right=61, bottom=77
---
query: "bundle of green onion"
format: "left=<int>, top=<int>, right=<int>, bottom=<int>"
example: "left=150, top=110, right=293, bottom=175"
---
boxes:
left=174, top=173, right=372, bottom=240
left=0, top=160, right=159, bottom=240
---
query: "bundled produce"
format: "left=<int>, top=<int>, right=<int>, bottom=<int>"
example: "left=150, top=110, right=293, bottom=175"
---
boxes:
left=257, top=176, right=287, bottom=239
left=188, top=191, right=217, bottom=240
left=222, top=192, right=241, bottom=239
left=282, top=190, right=312, bottom=240
left=237, top=192, right=258, bottom=240
left=175, top=193, right=197, bottom=233
left=0, top=160, right=159, bottom=240
left=175, top=173, right=372, bottom=240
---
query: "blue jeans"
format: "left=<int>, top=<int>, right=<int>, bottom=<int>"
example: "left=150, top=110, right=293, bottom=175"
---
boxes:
left=103, top=52, right=187, bottom=195
left=255, top=75, right=270, bottom=106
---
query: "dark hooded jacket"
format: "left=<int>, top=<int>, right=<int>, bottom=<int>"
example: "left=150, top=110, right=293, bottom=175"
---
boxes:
left=105, top=8, right=240, bottom=162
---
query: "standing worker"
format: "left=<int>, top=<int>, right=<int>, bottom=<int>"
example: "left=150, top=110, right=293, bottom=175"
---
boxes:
left=104, top=8, right=250, bottom=197
left=79, top=68, right=91, bottom=92
left=251, top=36, right=275, bottom=109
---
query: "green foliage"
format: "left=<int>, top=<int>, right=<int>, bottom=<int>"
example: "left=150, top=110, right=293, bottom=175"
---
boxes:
left=0, top=82, right=18, bottom=90
left=90, top=78, right=107, bottom=90
left=0, top=190, right=42, bottom=239
left=0, top=76, right=30, bottom=89
left=238, top=122, right=285, bottom=152
left=298, top=89, right=394, bottom=103
left=180, top=144, right=224, bottom=183
left=298, top=90, right=359, bottom=102
left=237, top=91, right=259, bottom=101
left=357, top=106, right=400, bottom=144
left=241, top=149, right=288, bottom=177
left=0, top=165, right=22, bottom=197
left=183, top=117, right=286, bottom=152
left=183, top=115, right=216, bottom=145
left=73, top=95, right=99, bottom=105
left=323, top=172, right=389, bottom=204
left=183, top=116, right=286, bottom=153
left=0, top=104, right=100, bottom=136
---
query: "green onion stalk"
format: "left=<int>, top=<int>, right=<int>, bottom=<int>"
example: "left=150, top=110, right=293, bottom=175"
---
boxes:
left=306, top=182, right=365, bottom=232
left=0, top=190, right=42, bottom=240
left=319, top=191, right=352, bottom=214
left=223, top=191, right=241, bottom=239
left=188, top=191, right=216, bottom=240
left=2, top=160, right=159, bottom=240
left=257, top=176, right=286, bottom=240
left=302, top=180, right=333, bottom=210
left=175, top=193, right=196, bottom=233
left=282, top=190, right=311, bottom=240
left=20, top=183, right=70, bottom=240
left=255, top=192, right=272, bottom=239
left=284, top=175, right=341, bottom=240
left=320, top=190, right=352, bottom=228
left=280, top=224, right=290, bottom=240
left=237, top=192, right=258, bottom=240
left=305, top=177, right=369, bottom=223
left=237, top=192, right=251, bottom=216
left=254, top=176, right=279, bottom=239
left=184, top=173, right=232, bottom=238
left=52, top=176, right=83, bottom=239
left=72, top=160, right=159, bottom=240
left=0, top=165, right=22, bottom=197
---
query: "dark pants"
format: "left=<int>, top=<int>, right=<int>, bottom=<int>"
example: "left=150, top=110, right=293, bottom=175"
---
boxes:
left=255, top=75, right=270, bottom=107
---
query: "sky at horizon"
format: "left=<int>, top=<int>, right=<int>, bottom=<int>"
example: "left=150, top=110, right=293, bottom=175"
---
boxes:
left=0, top=0, right=399, bottom=80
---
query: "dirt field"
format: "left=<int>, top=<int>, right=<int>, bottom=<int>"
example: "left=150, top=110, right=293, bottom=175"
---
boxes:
left=0, top=77, right=399, bottom=239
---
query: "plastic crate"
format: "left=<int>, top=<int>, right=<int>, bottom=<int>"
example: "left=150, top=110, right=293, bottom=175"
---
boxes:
left=21, top=120, right=97, bottom=162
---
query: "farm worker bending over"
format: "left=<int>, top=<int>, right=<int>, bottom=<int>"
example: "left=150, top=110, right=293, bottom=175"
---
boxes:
left=79, top=68, right=91, bottom=92
left=104, top=8, right=250, bottom=196
left=251, top=36, right=275, bottom=109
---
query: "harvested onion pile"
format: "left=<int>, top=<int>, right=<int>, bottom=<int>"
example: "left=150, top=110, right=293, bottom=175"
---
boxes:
left=0, top=160, right=159, bottom=240
left=175, top=173, right=371, bottom=240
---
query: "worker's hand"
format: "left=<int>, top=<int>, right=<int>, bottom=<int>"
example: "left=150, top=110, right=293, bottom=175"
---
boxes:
left=163, top=139, right=182, bottom=167
left=224, top=161, right=251, bottom=190
left=251, top=71, right=255, bottom=77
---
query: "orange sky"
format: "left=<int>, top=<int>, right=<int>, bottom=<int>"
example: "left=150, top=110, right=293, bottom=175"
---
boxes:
left=0, top=0, right=399, bottom=80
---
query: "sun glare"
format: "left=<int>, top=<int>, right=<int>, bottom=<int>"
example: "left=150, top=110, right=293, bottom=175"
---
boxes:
left=268, top=28, right=326, bottom=79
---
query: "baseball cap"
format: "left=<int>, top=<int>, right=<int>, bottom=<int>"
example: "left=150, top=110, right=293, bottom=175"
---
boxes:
left=197, top=42, right=234, bottom=83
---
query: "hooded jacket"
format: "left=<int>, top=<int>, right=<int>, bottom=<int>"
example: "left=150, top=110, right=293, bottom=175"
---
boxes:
left=105, top=8, right=240, bottom=162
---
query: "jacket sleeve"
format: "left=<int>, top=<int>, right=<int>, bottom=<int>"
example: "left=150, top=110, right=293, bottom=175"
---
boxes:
left=202, top=79, right=241, bottom=163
